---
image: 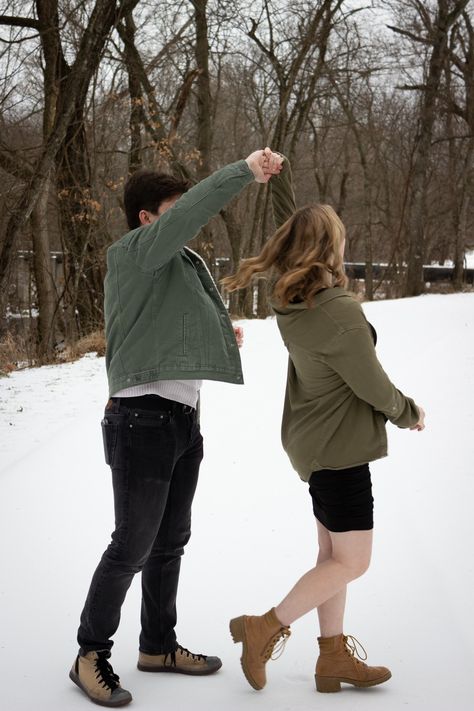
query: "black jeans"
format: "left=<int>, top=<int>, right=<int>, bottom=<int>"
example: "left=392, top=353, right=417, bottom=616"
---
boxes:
left=77, top=395, right=203, bottom=655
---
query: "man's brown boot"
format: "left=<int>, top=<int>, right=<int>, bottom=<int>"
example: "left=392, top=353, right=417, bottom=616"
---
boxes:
left=69, top=650, right=132, bottom=707
left=315, top=634, right=391, bottom=693
left=229, top=607, right=291, bottom=690
left=137, top=644, right=222, bottom=675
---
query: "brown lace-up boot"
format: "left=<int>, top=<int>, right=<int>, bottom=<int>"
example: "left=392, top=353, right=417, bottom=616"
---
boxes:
left=69, top=650, right=132, bottom=707
left=229, top=607, right=291, bottom=690
left=315, top=634, right=391, bottom=692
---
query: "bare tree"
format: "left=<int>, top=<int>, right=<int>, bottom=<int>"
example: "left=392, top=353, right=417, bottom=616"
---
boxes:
left=387, top=0, right=471, bottom=296
left=231, top=0, right=346, bottom=315
left=446, top=8, right=474, bottom=286
left=0, top=0, right=140, bottom=327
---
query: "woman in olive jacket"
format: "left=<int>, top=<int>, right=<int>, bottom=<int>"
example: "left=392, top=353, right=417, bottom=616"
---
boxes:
left=223, top=156, right=425, bottom=695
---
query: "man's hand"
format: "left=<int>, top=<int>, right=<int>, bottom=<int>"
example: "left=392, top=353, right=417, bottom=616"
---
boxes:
left=246, top=147, right=282, bottom=183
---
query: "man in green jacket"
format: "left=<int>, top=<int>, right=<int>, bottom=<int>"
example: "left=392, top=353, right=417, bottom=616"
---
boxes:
left=70, top=149, right=282, bottom=707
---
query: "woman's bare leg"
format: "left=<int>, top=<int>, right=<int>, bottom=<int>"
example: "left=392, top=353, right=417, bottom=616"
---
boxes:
left=275, top=528, right=373, bottom=627
left=315, top=520, right=347, bottom=637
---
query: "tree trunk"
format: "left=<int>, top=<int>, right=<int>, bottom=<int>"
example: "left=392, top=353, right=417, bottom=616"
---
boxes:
left=55, top=100, right=104, bottom=338
left=191, top=0, right=212, bottom=179
left=256, top=278, right=270, bottom=318
left=189, top=0, right=215, bottom=270
left=31, top=176, right=58, bottom=360
left=451, top=10, right=474, bottom=288
left=453, top=138, right=474, bottom=287
left=328, top=75, right=374, bottom=299
left=121, top=12, right=143, bottom=173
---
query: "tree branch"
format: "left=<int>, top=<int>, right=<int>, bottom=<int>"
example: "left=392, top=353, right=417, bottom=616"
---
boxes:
left=396, top=83, right=428, bottom=90
left=0, top=14, right=40, bottom=30
left=248, top=17, right=284, bottom=81
left=386, top=24, right=430, bottom=45
left=0, top=32, right=39, bottom=43
left=169, top=68, right=200, bottom=136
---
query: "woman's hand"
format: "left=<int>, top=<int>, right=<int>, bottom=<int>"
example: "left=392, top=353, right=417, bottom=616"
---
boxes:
left=233, top=326, right=244, bottom=348
left=246, top=147, right=282, bottom=183
left=262, top=147, right=284, bottom=174
left=410, top=406, right=426, bottom=431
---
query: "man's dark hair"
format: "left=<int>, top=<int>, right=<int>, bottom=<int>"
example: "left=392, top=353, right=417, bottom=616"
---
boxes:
left=123, top=169, right=191, bottom=229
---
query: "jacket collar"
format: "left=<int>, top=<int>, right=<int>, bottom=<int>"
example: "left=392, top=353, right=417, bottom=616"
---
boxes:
left=182, top=246, right=204, bottom=263
left=272, top=287, right=349, bottom=315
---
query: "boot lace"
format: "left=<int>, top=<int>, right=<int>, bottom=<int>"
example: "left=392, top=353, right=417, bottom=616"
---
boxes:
left=94, top=651, right=120, bottom=691
left=166, top=644, right=207, bottom=666
left=344, top=635, right=368, bottom=665
left=263, top=626, right=291, bottom=661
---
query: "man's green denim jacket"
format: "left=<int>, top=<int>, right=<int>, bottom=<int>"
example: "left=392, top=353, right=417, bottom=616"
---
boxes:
left=104, top=160, right=253, bottom=396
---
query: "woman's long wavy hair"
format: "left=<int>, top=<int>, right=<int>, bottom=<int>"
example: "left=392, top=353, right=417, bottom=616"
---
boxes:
left=222, top=204, right=348, bottom=307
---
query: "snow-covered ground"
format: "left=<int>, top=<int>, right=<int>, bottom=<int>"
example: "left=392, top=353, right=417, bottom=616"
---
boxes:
left=1, top=293, right=473, bottom=711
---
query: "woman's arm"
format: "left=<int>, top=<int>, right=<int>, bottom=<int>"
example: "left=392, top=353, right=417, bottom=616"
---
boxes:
left=269, top=156, right=297, bottom=229
left=326, top=318, right=420, bottom=428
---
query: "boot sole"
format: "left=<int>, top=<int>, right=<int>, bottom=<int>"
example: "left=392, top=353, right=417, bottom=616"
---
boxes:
left=137, top=660, right=222, bottom=675
left=229, top=616, right=264, bottom=691
left=315, top=670, right=392, bottom=693
left=69, top=669, right=132, bottom=707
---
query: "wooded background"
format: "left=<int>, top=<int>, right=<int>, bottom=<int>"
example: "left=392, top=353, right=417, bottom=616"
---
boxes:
left=0, top=0, right=473, bottom=364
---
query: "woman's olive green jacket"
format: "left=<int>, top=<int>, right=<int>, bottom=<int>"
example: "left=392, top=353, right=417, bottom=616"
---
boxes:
left=270, top=160, right=420, bottom=481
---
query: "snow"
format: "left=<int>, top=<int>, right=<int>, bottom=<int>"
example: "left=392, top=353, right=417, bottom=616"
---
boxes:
left=1, top=292, right=473, bottom=711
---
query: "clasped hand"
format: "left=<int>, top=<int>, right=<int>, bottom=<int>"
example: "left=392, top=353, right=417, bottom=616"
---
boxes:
left=245, top=147, right=283, bottom=183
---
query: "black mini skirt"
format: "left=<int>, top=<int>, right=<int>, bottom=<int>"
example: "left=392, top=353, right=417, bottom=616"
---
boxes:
left=308, top=463, right=374, bottom=532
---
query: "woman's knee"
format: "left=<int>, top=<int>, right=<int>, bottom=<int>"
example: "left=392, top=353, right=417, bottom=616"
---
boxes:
left=337, top=551, right=371, bottom=580
left=330, top=530, right=373, bottom=580
left=351, top=554, right=371, bottom=579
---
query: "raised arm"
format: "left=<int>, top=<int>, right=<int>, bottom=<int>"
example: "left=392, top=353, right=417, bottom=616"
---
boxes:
left=269, top=155, right=297, bottom=229
left=124, top=160, right=253, bottom=271
left=123, top=150, right=280, bottom=272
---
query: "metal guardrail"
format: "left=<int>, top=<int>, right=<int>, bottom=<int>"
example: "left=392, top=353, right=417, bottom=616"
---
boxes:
left=16, top=252, right=474, bottom=284
left=344, top=262, right=474, bottom=284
